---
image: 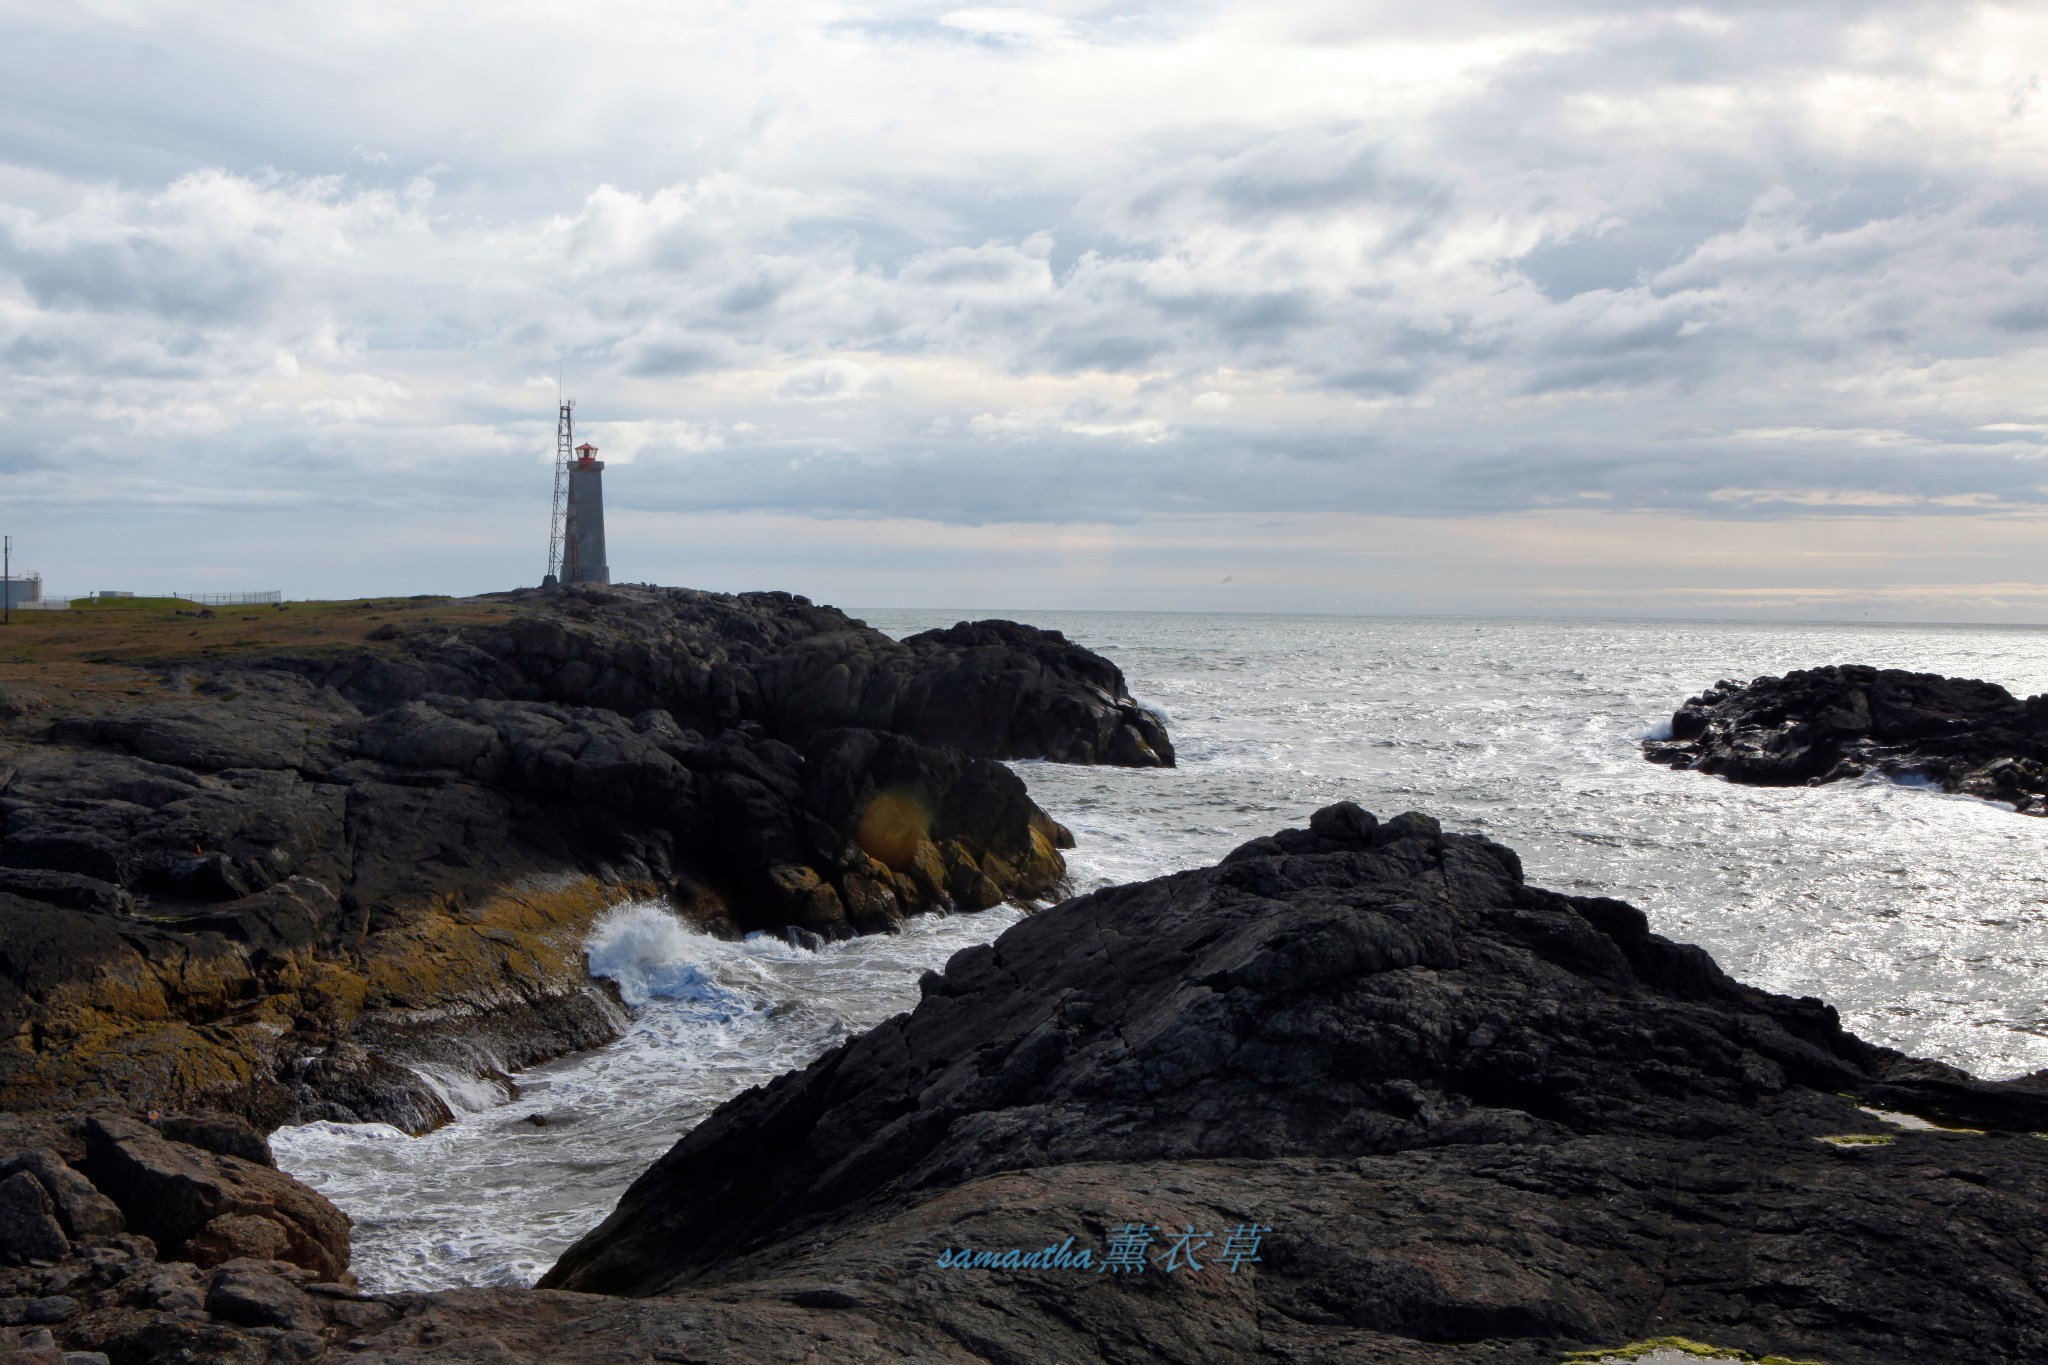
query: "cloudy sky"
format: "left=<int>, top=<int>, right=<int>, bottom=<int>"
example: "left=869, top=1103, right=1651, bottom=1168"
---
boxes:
left=4, top=1, right=2048, bottom=618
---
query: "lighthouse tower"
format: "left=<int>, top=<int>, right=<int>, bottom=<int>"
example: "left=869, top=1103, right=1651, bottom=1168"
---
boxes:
left=562, top=440, right=610, bottom=585
left=543, top=399, right=611, bottom=588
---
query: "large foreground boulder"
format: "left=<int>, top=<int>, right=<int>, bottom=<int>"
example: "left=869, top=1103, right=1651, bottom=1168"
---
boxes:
left=510, top=804, right=2048, bottom=1365
left=1645, top=664, right=2048, bottom=813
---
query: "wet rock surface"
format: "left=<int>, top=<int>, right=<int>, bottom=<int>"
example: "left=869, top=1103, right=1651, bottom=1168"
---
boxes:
left=0, top=586, right=1146, bottom=1130
left=1644, top=664, right=2048, bottom=813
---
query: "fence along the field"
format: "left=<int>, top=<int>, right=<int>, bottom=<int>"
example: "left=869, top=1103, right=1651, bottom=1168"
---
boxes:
left=183, top=591, right=282, bottom=606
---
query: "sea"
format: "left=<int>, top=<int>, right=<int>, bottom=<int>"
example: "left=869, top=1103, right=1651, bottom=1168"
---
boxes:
left=271, top=611, right=2048, bottom=1293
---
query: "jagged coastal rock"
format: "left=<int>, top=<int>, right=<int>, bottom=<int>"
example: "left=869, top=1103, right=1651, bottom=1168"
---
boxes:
left=0, top=587, right=1168, bottom=1133
left=281, top=588, right=1174, bottom=768
left=0, top=1109, right=376, bottom=1363
left=329, top=805, right=2048, bottom=1363
left=1644, top=664, right=2048, bottom=812
left=6, top=807, right=2046, bottom=1362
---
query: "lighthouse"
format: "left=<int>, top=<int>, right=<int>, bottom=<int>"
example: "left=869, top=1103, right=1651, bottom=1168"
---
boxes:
left=543, top=399, right=611, bottom=588
left=562, top=441, right=610, bottom=585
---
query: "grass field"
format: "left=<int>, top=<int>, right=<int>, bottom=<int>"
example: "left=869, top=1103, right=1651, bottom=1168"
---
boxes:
left=0, top=594, right=518, bottom=718
left=64, top=596, right=207, bottom=612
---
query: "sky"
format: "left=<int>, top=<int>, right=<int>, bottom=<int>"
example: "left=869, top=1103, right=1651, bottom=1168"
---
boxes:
left=3, top=1, right=2048, bottom=619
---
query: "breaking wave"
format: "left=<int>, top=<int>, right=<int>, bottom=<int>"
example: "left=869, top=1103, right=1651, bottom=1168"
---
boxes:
left=277, top=897, right=1025, bottom=1293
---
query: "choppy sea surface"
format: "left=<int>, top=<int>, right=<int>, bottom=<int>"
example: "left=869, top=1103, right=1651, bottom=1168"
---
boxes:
left=274, top=612, right=2048, bottom=1293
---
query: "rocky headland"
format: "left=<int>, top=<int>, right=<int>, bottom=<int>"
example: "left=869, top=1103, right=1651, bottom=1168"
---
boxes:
left=11, top=604, right=2046, bottom=1365
left=1643, top=664, right=2048, bottom=813
left=7, top=805, right=2047, bottom=1362
left=0, top=586, right=1171, bottom=1134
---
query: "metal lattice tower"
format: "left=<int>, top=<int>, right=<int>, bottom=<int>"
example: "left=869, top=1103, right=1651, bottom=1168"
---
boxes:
left=545, top=399, right=573, bottom=584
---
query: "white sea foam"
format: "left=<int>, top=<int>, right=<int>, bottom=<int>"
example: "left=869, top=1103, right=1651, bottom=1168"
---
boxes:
left=583, top=901, right=761, bottom=1008
left=405, top=1064, right=513, bottom=1116
left=276, top=897, right=1024, bottom=1292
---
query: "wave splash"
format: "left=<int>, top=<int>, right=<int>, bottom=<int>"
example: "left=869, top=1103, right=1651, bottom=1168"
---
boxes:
left=583, top=901, right=789, bottom=1008
left=276, top=896, right=1026, bottom=1294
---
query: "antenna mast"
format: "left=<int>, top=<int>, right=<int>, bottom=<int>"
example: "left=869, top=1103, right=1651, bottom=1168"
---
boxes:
left=545, top=399, right=573, bottom=584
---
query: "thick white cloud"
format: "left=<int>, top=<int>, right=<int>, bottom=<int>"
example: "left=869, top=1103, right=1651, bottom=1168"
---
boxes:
left=2, top=0, right=2047, bottom=611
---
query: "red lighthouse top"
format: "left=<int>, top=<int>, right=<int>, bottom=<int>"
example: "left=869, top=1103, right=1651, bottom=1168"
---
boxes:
left=574, top=442, right=599, bottom=467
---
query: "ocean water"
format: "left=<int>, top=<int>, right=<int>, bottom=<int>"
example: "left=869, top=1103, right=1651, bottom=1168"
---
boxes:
left=274, top=612, right=2048, bottom=1293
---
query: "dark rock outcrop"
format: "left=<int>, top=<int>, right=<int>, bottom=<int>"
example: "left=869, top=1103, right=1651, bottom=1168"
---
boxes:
left=0, top=1173, right=66, bottom=1265
left=0, top=1115, right=402, bottom=1363
left=0, top=586, right=1147, bottom=1131
left=891, top=619, right=1173, bottom=766
left=487, top=803, right=2048, bottom=1365
left=80, top=1116, right=347, bottom=1281
left=0, top=1153, right=121, bottom=1243
left=274, top=586, right=1174, bottom=769
left=151, top=1115, right=272, bottom=1170
left=202, top=1263, right=322, bottom=1333
left=1645, top=664, right=2048, bottom=812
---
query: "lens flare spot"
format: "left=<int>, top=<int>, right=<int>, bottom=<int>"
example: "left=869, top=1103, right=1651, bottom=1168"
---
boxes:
left=856, top=790, right=930, bottom=870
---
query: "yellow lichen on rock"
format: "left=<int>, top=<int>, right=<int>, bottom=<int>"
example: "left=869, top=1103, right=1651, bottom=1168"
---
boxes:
left=1562, top=1337, right=1828, bottom=1364
left=358, top=873, right=646, bottom=1016
left=0, top=872, right=648, bottom=1122
left=0, top=931, right=266, bottom=1111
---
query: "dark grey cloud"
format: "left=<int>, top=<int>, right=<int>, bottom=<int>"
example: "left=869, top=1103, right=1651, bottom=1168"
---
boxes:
left=1991, top=302, right=2048, bottom=333
left=2, top=231, right=271, bottom=321
left=1519, top=183, right=1755, bottom=302
left=626, top=343, right=728, bottom=377
left=1320, top=367, right=1421, bottom=397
